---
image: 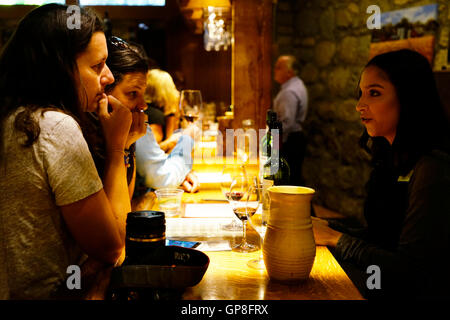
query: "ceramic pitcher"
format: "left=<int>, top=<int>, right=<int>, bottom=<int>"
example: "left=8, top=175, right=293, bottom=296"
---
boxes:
left=263, top=186, right=316, bottom=281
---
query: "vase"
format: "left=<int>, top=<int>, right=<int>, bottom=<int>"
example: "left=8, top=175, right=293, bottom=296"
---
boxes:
left=263, top=186, right=316, bottom=281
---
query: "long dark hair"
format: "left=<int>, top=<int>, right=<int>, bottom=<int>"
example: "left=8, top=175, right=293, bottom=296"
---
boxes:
left=359, top=49, right=450, bottom=174
left=90, top=36, right=148, bottom=182
left=105, top=36, right=149, bottom=93
left=0, top=4, right=103, bottom=163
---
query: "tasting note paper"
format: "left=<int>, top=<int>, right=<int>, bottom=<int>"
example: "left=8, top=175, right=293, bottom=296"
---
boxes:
left=196, top=141, right=217, bottom=149
left=196, top=172, right=229, bottom=184
left=166, top=218, right=241, bottom=238
left=196, top=241, right=232, bottom=251
left=184, top=203, right=234, bottom=218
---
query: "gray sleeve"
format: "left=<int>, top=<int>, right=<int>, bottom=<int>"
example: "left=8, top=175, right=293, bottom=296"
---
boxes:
left=327, top=219, right=368, bottom=238
left=40, top=113, right=103, bottom=206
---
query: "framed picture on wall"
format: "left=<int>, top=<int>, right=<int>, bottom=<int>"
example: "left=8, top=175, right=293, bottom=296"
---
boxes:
left=79, top=0, right=165, bottom=5
left=0, top=1, right=64, bottom=4
left=369, top=4, right=439, bottom=65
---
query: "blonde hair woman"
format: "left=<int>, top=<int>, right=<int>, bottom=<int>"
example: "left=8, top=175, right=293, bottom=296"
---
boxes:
left=145, top=69, right=180, bottom=150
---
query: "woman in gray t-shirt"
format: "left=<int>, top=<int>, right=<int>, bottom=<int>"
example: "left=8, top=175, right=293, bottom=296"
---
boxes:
left=0, top=4, right=135, bottom=299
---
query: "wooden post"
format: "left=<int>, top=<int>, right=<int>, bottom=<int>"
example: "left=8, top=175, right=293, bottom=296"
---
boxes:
left=232, top=0, right=273, bottom=130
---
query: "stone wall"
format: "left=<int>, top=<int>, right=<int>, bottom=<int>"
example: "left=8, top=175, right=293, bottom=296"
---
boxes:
left=274, top=0, right=450, bottom=223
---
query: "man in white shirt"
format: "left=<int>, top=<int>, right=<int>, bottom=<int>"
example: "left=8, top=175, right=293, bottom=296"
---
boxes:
left=273, top=55, right=308, bottom=186
left=135, top=127, right=194, bottom=191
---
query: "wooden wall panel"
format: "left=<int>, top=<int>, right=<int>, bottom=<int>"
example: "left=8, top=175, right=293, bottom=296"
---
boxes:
left=166, top=23, right=231, bottom=106
left=434, top=71, right=450, bottom=122
left=232, top=0, right=273, bottom=130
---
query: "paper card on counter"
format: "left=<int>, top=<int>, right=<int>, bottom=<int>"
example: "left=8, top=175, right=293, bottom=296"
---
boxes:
left=196, top=241, right=232, bottom=252
left=184, top=203, right=234, bottom=218
left=166, top=218, right=241, bottom=238
left=197, top=141, right=217, bottom=149
left=196, top=172, right=229, bottom=184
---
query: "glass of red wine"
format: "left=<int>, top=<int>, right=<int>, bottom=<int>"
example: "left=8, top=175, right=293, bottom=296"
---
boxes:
left=227, top=176, right=258, bottom=253
left=179, top=90, right=202, bottom=126
left=220, top=164, right=247, bottom=231
left=246, top=182, right=265, bottom=269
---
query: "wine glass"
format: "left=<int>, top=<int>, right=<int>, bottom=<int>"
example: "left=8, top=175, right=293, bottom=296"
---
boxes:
left=228, top=176, right=258, bottom=253
left=179, top=90, right=202, bottom=126
left=220, top=164, right=247, bottom=231
left=246, top=182, right=266, bottom=269
left=236, top=119, right=255, bottom=165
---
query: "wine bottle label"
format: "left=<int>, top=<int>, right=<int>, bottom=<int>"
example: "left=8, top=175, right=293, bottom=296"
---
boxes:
left=262, top=179, right=274, bottom=218
left=259, top=154, right=268, bottom=179
left=263, top=156, right=280, bottom=176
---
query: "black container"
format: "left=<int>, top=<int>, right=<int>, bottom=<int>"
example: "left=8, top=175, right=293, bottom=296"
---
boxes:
left=108, top=246, right=210, bottom=301
left=109, top=211, right=211, bottom=301
left=124, top=210, right=166, bottom=265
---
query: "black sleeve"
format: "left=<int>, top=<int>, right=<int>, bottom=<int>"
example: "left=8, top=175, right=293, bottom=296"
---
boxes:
left=333, top=154, right=450, bottom=298
left=327, top=218, right=368, bottom=239
left=145, top=104, right=166, bottom=127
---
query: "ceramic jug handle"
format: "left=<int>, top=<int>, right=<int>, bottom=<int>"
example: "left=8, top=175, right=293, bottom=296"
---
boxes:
left=265, top=192, right=271, bottom=207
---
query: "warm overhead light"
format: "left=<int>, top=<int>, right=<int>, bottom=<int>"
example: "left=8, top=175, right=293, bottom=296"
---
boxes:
left=184, top=0, right=230, bottom=9
left=203, top=6, right=231, bottom=51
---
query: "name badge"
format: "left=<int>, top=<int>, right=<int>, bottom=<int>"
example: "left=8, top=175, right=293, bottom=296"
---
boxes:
left=398, top=169, right=414, bottom=182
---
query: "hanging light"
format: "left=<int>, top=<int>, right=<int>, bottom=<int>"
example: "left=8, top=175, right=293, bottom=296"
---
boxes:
left=203, top=6, right=231, bottom=51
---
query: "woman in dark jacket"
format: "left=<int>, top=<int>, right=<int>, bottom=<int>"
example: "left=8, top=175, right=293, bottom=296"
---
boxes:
left=313, top=49, right=450, bottom=299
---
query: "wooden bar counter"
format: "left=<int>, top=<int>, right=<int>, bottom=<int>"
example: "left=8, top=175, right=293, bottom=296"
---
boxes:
left=165, top=189, right=363, bottom=300
left=181, top=246, right=363, bottom=300
left=86, top=154, right=364, bottom=300
left=136, top=155, right=363, bottom=300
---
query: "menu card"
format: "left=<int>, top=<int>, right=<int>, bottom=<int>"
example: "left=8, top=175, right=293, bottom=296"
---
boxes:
left=184, top=203, right=234, bottom=218
left=196, top=172, right=230, bottom=184
left=196, top=241, right=232, bottom=252
left=166, top=218, right=241, bottom=238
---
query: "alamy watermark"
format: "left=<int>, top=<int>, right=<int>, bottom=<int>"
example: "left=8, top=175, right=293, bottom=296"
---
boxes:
left=367, top=5, right=381, bottom=30
left=67, top=5, right=81, bottom=30
left=366, top=265, right=381, bottom=290
left=178, top=121, right=281, bottom=174
left=63, top=3, right=383, bottom=295
left=66, top=265, right=81, bottom=290
left=64, top=262, right=381, bottom=291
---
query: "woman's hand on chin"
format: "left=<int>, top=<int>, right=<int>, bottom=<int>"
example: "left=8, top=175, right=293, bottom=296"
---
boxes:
left=125, top=109, right=148, bottom=149
left=98, top=94, right=132, bottom=153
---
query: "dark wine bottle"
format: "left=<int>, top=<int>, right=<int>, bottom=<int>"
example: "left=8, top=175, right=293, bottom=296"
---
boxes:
left=259, top=110, right=278, bottom=181
left=262, top=120, right=290, bottom=185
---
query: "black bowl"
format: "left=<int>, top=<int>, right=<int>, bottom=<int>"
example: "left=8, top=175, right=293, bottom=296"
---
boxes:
left=109, top=246, right=209, bottom=290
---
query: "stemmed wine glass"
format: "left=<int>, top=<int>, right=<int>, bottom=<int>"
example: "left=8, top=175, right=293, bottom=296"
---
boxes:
left=179, top=90, right=202, bottom=126
left=220, top=164, right=247, bottom=231
left=246, top=182, right=266, bottom=269
left=227, top=176, right=259, bottom=253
